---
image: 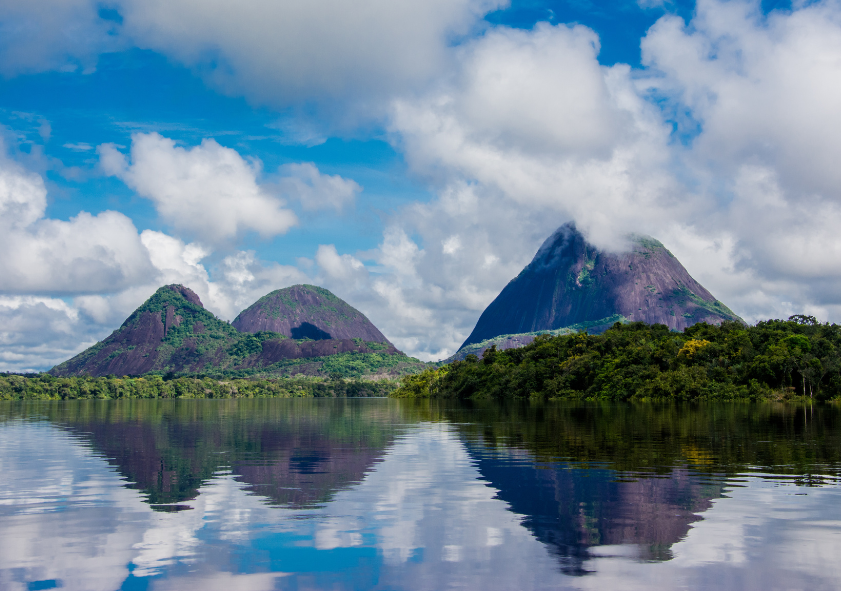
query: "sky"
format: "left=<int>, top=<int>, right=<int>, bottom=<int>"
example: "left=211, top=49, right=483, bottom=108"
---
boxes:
left=1, top=0, right=840, bottom=370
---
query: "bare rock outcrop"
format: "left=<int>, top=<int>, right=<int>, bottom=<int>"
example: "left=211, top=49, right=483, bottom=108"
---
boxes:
left=461, top=223, right=742, bottom=350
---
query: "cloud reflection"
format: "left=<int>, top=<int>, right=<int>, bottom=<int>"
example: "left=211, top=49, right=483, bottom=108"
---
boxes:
left=2, top=418, right=841, bottom=591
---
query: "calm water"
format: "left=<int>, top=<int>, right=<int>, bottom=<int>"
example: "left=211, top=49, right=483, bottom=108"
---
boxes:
left=1, top=400, right=841, bottom=591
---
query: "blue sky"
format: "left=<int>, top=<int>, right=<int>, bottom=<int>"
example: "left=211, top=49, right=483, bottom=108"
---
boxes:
left=0, top=0, right=772, bottom=271
left=0, top=48, right=427, bottom=260
left=1, top=0, right=840, bottom=369
left=0, top=0, right=689, bottom=264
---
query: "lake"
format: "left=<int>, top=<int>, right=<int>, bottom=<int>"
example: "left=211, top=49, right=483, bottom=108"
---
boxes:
left=1, top=399, right=840, bottom=591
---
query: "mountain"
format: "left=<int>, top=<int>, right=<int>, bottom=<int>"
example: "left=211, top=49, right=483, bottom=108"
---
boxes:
left=461, top=223, right=742, bottom=350
left=232, top=284, right=391, bottom=344
left=50, top=284, right=416, bottom=378
left=50, top=284, right=239, bottom=377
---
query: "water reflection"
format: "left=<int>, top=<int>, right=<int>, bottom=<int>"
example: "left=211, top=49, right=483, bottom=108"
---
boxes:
left=467, top=445, right=722, bottom=572
left=441, top=400, right=841, bottom=573
left=0, top=399, right=840, bottom=590
left=30, top=399, right=402, bottom=509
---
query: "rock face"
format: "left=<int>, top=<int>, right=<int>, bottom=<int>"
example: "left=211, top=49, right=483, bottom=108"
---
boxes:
left=50, top=284, right=407, bottom=378
left=448, top=330, right=573, bottom=362
left=233, top=284, right=391, bottom=344
left=461, top=223, right=742, bottom=349
left=50, top=284, right=241, bottom=377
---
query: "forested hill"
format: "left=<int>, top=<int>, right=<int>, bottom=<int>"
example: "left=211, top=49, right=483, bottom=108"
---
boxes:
left=395, top=316, right=841, bottom=401
left=50, top=284, right=425, bottom=379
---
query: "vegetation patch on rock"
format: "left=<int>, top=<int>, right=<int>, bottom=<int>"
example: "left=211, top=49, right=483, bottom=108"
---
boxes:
left=49, top=284, right=427, bottom=380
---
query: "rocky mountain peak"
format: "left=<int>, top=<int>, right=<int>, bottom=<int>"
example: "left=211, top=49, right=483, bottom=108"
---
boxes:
left=232, top=284, right=391, bottom=344
left=460, top=222, right=742, bottom=350
left=165, top=284, right=203, bottom=308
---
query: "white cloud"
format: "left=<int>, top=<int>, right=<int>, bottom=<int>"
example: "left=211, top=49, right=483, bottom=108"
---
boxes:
left=9, top=0, right=841, bottom=365
left=447, top=23, right=626, bottom=158
left=63, top=142, right=93, bottom=152
left=316, top=245, right=367, bottom=283
left=0, top=0, right=509, bottom=136
left=0, top=296, right=92, bottom=372
left=0, top=158, right=47, bottom=227
left=0, top=0, right=121, bottom=76
left=442, top=236, right=462, bottom=256
left=276, top=162, right=361, bottom=213
left=635, top=0, right=841, bottom=320
left=0, top=151, right=156, bottom=295
left=99, top=133, right=298, bottom=245
left=0, top=148, right=309, bottom=371
left=390, top=22, right=679, bottom=252
left=377, top=227, right=424, bottom=283
left=0, top=0, right=505, bottom=116
left=643, top=0, right=841, bottom=197
left=113, top=0, right=506, bottom=117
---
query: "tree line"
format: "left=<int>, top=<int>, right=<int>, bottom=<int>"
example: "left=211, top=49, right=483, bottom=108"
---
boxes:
left=393, top=316, right=841, bottom=401
left=0, top=373, right=396, bottom=400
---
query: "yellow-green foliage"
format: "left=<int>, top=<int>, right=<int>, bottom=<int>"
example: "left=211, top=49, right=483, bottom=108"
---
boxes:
left=678, top=339, right=712, bottom=358
left=392, top=365, right=450, bottom=398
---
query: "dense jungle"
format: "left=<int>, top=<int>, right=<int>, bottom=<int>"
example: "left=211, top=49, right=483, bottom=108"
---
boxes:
left=394, top=316, right=841, bottom=401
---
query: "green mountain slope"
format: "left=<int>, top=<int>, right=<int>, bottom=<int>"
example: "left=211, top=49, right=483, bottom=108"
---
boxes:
left=50, top=285, right=428, bottom=378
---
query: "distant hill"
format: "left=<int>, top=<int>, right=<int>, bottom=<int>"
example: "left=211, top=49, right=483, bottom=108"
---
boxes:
left=50, top=284, right=423, bottom=378
left=461, top=223, right=742, bottom=351
left=233, top=284, right=391, bottom=344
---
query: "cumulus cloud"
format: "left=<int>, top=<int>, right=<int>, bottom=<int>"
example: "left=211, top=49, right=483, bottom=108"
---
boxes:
left=0, top=145, right=311, bottom=371
left=0, top=150, right=156, bottom=295
left=322, top=1, right=841, bottom=358
left=636, top=0, right=841, bottom=320
left=113, top=0, right=505, bottom=115
left=0, top=296, right=94, bottom=372
left=9, top=0, right=841, bottom=365
left=99, top=133, right=298, bottom=244
left=0, top=0, right=505, bottom=112
left=0, top=0, right=122, bottom=76
left=643, top=0, right=841, bottom=196
left=276, top=163, right=361, bottom=213
left=316, top=245, right=367, bottom=284
left=391, top=22, right=679, bottom=252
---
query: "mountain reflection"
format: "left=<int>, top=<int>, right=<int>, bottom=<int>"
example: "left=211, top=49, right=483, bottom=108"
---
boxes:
left=4, top=398, right=841, bottom=572
left=468, top=446, right=720, bottom=573
left=31, top=398, right=404, bottom=510
left=437, top=400, right=841, bottom=571
left=2, top=399, right=841, bottom=590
